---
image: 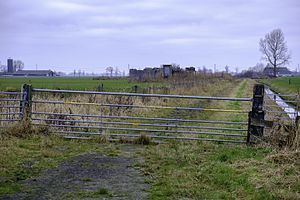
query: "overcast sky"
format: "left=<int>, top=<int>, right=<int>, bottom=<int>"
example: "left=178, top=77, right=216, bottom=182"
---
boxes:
left=0, top=0, right=299, bottom=73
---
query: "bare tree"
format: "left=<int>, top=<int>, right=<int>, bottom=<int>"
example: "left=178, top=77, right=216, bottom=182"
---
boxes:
left=259, top=28, right=291, bottom=77
left=106, top=66, right=114, bottom=77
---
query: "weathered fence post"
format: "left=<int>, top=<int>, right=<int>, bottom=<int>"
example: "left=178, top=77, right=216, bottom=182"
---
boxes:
left=20, top=84, right=32, bottom=120
left=247, top=84, right=265, bottom=144
left=296, top=116, right=300, bottom=130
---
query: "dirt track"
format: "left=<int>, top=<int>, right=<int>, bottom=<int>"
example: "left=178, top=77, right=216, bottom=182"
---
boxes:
left=3, top=146, right=149, bottom=200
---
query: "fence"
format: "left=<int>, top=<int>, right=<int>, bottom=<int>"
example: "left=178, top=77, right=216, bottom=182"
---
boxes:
left=0, top=91, right=23, bottom=125
left=264, top=87, right=299, bottom=123
left=0, top=84, right=283, bottom=144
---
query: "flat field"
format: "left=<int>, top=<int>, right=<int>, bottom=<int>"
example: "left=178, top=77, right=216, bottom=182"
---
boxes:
left=260, top=76, right=300, bottom=94
left=0, top=77, right=163, bottom=92
left=1, top=78, right=299, bottom=199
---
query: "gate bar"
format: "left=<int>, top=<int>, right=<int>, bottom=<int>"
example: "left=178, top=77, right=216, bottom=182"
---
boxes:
left=55, top=131, right=246, bottom=143
left=32, top=117, right=248, bottom=132
left=32, top=88, right=252, bottom=101
left=33, top=123, right=247, bottom=137
left=31, top=112, right=248, bottom=125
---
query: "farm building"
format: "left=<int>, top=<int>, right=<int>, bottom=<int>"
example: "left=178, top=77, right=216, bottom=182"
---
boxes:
left=11, top=70, right=56, bottom=77
left=263, top=65, right=292, bottom=77
left=0, top=70, right=56, bottom=77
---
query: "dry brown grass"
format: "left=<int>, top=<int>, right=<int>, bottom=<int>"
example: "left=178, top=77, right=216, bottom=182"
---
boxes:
left=1, top=118, right=50, bottom=139
left=134, top=134, right=151, bottom=145
left=268, top=120, right=300, bottom=150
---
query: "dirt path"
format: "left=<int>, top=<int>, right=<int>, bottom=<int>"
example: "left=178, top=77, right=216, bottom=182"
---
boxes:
left=2, top=145, right=148, bottom=200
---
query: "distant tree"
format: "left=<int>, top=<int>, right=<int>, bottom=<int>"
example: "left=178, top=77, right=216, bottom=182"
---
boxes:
left=106, top=66, right=114, bottom=77
left=0, top=65, right=6, bottom=72
left=225, top=65, right=229, bottom=73
left=114, top=67, right=120, bottom=76
left=0, top=61, right=5, bottom=72
left=252, top=63, right=265, bottom=73
left=259, top=28, right=291, bottom=77
left=171, top=63, right=181, bottom=74
left=201, top=66, right=207, bottom=74
left=13, top=60, right=24, bottom=71
left=235, top=67, right=239, bottom=74
left=171, top=63, right=180, bottom=68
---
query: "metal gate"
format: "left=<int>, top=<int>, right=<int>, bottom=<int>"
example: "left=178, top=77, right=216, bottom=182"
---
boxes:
left=0, top=84, right=271, bottom=144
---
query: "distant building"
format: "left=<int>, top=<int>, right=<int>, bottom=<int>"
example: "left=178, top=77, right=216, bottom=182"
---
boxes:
left=185, top=67, right=196, bottom=72
left=263, top=65, right=292, bottom=77
left=12, top=70, right=55, bottom=77
left=129, top=68, right=163, bottom=81
left=7, top=59, right=14, bottom=73
left=163, top=64, right=172, bottom=78
left=129, top=64, right=197, bottom=81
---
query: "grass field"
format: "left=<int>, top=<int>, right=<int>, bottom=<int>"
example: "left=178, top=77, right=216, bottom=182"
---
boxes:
left=1, top=78, right=299, bottom=199
left=138, top=79, right=299, bottom=199
left=260, top=76, right=300, bottom=94
left=0, top=77, right=163, bottom=92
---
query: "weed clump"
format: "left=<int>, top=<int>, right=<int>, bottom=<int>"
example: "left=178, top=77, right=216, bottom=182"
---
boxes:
left=134, top=134, right=151, bottom=145
left=0, top=118, right=50, bottom=139
left=118, top=136, right=132, bottom=144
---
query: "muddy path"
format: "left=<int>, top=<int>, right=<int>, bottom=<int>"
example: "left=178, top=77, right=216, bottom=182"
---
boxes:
left=2, top=145, right=149, bottom=200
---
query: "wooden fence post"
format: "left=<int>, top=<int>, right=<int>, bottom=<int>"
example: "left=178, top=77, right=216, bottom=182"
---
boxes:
left=247, top=84, right=265, bottom=144
left=20, top=84, right=32, bottom=120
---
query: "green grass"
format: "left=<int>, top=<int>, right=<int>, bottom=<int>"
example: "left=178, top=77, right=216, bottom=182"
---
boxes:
left=0, top=77, right=164, bottom=92
left=139, top=142, right=279, bottom=200
left=260, top=76, right=300, bottom=94
left=139, top=134, right=299, bottom=199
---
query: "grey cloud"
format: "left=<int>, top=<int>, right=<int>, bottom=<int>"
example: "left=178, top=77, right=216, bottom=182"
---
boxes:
left=0, top=0, right=299, bottom=72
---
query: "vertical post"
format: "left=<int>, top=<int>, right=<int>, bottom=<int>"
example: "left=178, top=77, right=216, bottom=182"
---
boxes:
left=247, top=84, right=265, bottom=144
left=133, top=85, right=138, bottom=93
left=20, top=84, right=32, bottom=120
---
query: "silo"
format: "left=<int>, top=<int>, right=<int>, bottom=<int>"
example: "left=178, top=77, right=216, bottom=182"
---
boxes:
left=7, top=59, right=14, bottom=73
